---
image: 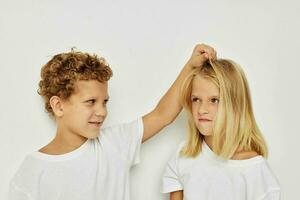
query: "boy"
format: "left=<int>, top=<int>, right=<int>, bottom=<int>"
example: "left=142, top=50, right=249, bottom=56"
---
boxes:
left=9, top=44, right=216, bottom=200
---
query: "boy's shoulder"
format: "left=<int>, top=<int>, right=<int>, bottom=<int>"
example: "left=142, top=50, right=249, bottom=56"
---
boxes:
left=14, top=153, right=47, bottom=174
left=99, top=117, right=143, bottom=145
left=100, top=117, right=143, bottom=134
left=10, top=153, right=47, bottom=190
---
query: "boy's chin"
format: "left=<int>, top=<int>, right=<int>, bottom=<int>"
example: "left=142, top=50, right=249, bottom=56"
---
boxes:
left=83, top=132, right=100, bottom=139
left=87, top=135, right=98, bottom=139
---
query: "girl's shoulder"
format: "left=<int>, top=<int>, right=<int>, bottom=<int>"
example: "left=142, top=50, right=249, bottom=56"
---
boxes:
left=170, top=141, right=202, bottom=170
left=239, top=158, right=281, bottom=196
left=231, top=151, right=259, bottom=160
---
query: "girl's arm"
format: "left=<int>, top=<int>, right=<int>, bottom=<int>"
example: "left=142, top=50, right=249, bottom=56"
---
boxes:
left=170, top=190, right=183, bottom=200
left=142, top=44, right=216, bottom=142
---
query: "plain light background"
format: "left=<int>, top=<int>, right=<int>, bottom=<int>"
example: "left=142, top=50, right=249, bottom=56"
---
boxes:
left=1, top=0, right=299, bottom=199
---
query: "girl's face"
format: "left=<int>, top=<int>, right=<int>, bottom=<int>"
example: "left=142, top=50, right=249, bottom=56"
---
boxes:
left=191, top=75, right=219, bottom=136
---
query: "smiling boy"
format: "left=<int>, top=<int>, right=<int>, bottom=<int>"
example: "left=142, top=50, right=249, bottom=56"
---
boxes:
left=9, top=45, right=216, bottom=200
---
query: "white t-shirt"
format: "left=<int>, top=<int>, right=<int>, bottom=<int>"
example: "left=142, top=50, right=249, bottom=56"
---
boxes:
left=9, top=118, right=143, bottom=200
left=162, top=142, right=281, bottom=200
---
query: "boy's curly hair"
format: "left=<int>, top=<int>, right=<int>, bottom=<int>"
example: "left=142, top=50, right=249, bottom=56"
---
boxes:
left=38, top=50, right=113, bottom=116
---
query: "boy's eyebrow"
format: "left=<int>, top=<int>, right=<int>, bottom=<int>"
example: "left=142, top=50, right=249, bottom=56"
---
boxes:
left=83, top=95, right=110, bottom=100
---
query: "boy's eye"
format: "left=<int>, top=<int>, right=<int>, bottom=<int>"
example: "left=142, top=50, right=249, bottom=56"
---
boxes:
left=103, top=99, right=109, bottom=105
left=86, top=99, right=96, bottom=104
left=211, top=98, right=219, bottom=104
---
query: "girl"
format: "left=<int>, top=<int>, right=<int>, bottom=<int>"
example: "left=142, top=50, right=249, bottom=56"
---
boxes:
left=162, top=58, right=280, bottom=200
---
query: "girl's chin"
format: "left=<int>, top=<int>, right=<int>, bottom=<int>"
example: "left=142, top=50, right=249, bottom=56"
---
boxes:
left=198, top=129, right=213, bottom=136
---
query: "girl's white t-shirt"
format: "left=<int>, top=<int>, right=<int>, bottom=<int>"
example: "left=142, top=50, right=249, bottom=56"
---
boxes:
left=162, top=142, right=281, bottom=200
left=9, top=118, right=143, bottom=200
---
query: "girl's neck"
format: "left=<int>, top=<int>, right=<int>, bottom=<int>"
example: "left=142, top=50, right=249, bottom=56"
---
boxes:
left=204, top=136, right=213, bottom=149
left=203, top=136, right=259, bottom=160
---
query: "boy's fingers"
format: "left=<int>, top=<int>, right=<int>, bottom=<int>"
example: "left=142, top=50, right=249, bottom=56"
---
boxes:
left=204, top=53, right=209, bottom=59
left=210, top=51, right=216, bottom=60
left=191, top=43, right=217, bottom=65
left=205, top=48, right=216, bottom=61
left=212, top=49, right=217, bottom=60
left=202, top=50, right=213, bottom=61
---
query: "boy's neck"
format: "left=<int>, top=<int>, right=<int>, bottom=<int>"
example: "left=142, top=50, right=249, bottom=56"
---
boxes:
left=39, top=127, right=88, bottom=155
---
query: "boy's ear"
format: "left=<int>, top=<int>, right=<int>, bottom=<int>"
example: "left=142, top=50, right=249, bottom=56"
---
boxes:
left=49, top=96, right=64, bottom=117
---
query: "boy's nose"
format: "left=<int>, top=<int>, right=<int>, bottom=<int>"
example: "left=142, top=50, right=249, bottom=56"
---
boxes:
left=95, top=107, right=107, bottom=117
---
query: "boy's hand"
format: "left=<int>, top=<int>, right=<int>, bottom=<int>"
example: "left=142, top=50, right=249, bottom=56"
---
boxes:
left=187, top=44, right=217, bottom=68
left=142, top=44, right=216, bottom=143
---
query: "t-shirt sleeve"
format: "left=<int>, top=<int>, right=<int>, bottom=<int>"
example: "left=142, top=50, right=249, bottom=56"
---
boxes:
left=9, top=182, right=32, bottom=200
left=101, top=117, right=144, bottom=167
left=253, top=161, right=281, bottom=200
left=161, top=146, right=183, bottom=193
left=258, top=189, right=281, bottom=200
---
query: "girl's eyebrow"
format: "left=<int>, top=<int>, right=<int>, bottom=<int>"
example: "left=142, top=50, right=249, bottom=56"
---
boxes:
left=191, top=94, right=199, bottom=98
left=191, top=94, right=219, bottom=98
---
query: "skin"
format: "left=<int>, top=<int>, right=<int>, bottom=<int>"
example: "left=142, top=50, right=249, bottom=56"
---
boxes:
left=191, top=76, right=258, bottom=158
left=141, top=44, right=216, bottom=143
left=39, top=44, right=217, bottom=157
left=191, top=75, right=220, bottom=148
left=39, top=80, right=109, bottom=154
left=170, top=190, right=183, bottom=200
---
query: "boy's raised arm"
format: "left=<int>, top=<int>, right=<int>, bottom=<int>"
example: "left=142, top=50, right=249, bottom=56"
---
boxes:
left=142, top=44, right=216, bottom=142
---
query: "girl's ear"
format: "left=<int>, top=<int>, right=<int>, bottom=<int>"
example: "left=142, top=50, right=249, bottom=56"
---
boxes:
left=49, top=96, right=64, bottom=117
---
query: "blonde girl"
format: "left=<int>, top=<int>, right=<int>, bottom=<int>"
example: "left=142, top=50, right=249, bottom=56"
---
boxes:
left=162, top=58, right=280, bottom=200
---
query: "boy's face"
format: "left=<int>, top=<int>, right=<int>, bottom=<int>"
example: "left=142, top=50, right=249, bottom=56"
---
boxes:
left=59, top=80, right=109, bottom=139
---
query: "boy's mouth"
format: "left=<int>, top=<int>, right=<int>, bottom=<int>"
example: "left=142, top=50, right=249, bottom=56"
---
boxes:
left=88, top=121, right=103, bottom=128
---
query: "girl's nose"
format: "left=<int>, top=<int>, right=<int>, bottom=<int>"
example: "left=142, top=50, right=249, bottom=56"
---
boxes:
left=198, top=103, right=209, bottom=115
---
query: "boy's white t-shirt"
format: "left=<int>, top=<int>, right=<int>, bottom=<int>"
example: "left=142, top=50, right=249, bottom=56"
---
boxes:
left=162, top=142, right=281, bottom=200
left=9, top=118, right=143, bottom=200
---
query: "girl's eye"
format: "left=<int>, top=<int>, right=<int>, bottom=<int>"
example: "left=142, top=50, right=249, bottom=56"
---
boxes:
left=211, top=98, right=219, bottom=104
left=192, top=97, right=200, bottom=102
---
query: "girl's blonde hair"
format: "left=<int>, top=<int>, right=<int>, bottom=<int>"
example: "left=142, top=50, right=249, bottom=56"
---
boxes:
left=180, top=59, right=268, bottom=159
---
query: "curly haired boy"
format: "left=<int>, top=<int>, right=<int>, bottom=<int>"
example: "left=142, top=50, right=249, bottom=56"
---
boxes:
left=9, top=45, right=216, bottom=200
